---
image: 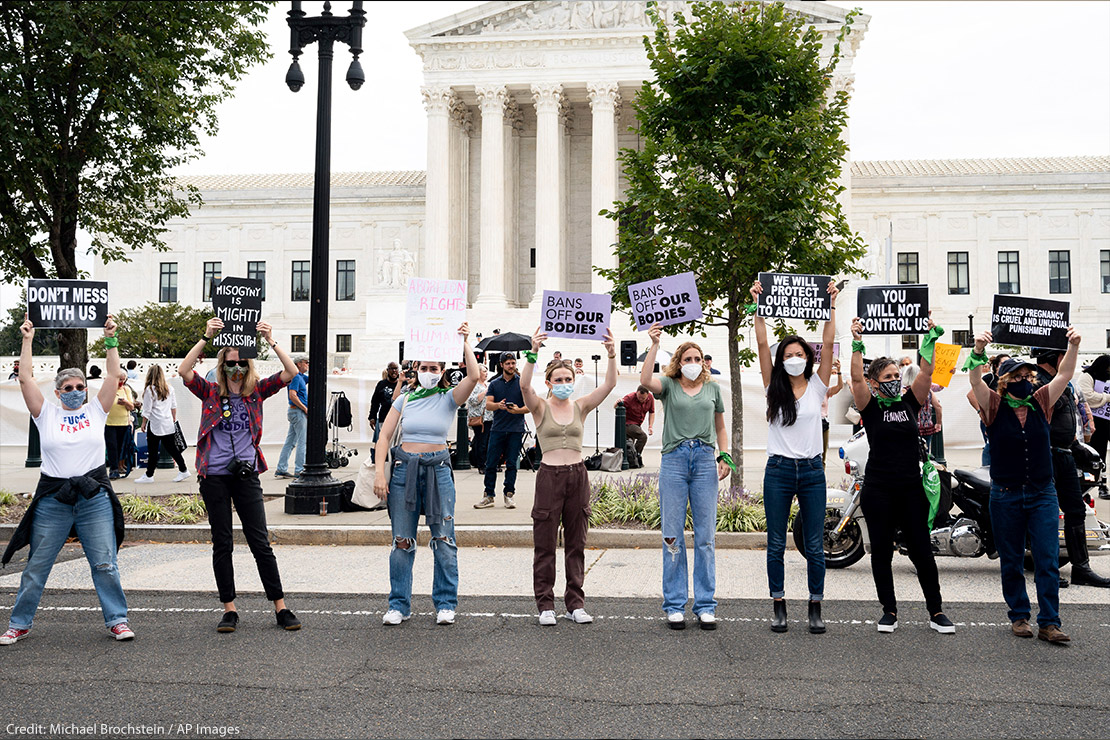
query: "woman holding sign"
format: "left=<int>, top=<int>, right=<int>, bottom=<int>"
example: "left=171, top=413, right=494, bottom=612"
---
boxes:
left=641, top=324, right=730, bottom=631
left=179, top=317, right=303, bottom=634
left=2, top=315, right=135, bottom=645
left=749, top=278, right=837, bottom=634
left=373, top=323, right=480, bottom=627
left=520, top=327, right=617, bottom=626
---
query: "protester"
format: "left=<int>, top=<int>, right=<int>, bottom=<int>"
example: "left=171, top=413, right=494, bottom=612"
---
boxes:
left=1078, top=355, right=1110, bottom=500
left=126, top=359, right=139, bottom=382
left=968, top=328, right=1082, bottom=643
left=179, top=317, right=303, bottom=634
left=552, top=351, right=563, bottom=363
left=703, top=355, right=722, bottom=376
left=7, top=360, right=18, bottom=380
left=103, top=369, right=136, bottom=479
left=640, top=323, right=730, bottom=631
left=466, top=365, right=494, bottom=472
left=88, top=365, right=102, bottom=380
left=2, top=314, right=134, bottom=645
left=574, top=358, right=584, bottom=375
left=849, top=315, right=955, bottom=634
left=521, top=328, right=617, bottom=626
left=477, top=353, right=527, bottom=510
left=275, top=355, right=310, bottom=479
left=750, top=277, right=838, bottom=634
left=369, top=362, right=401, bottom=464
left=618, top=385, right=656, bottom=456
left=136, top=364, right=189, bottom=483
left=373, top=324, right=479, bottom=627
left=822, top=359, right=844, bottom=462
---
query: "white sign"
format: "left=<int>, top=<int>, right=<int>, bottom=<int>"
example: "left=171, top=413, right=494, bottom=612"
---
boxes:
left=403, top=278, right=467, bottom=362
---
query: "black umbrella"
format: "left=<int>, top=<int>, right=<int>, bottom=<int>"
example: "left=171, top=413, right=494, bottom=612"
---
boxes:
left=475, top=332, right=532, bottom=352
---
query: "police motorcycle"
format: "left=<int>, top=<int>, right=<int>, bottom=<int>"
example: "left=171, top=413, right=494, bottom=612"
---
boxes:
left=793, top=429, right=1110, bottom=568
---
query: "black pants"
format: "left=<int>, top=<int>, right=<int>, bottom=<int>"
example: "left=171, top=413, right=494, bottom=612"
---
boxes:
left=1051, top=448, right=1085, bottom=528
left=625, top=423, right=648, bottom=455
left=470, top=424, right=489, bottom=470
left=145, top=431, right=187, bottom=476
left=860, top=473, right=943, bottom=615
left=104, top=425, right=129, bottom=472
left=1091, top=417, right=1108, bottom=464
left=199, top=473, right=284, bottom=603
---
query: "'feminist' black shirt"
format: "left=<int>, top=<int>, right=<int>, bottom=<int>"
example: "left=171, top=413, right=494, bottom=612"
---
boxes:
left=859, top=392, right=923, bottom=479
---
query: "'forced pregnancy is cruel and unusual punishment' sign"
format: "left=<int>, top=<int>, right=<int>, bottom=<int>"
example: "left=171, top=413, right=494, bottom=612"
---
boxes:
left=628, top=272, right=703, bottom=331
left=856, top=285, right=930, bottom=335
left=210, top=277, right=264, bottom=359
left=756, top=273, right=832, bottom=322
left=990, top=295, right=1070, bottom=350
left=541, top=290, right=611, bottom=340
left=26, top=279, right=109, bottom=329
left=405, top=278, right=468, bottom=362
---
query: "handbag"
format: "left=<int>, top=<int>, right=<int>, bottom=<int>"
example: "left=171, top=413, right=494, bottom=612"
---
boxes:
left=467, top=415, right=483, bottom=428
left=172, top=421, right=188, bottom=453
left=600, top=447, right=624, bottom=472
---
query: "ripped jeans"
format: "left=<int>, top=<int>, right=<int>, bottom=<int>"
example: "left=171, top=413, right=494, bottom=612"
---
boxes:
left=386, top=452, right=458, bottom=614
left=9, top=488, right=128, bottom=630
left=659, top=440, right=719, bottom=616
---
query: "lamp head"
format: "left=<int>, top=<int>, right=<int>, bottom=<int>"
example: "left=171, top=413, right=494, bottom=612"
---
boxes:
left=345, top=58, right=364, bottom=91
left=286, top=59, right=305, bottom=92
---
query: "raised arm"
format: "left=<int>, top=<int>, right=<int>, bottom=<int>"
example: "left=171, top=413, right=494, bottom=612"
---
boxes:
left=579, top=328, right=618, bottom=414
left=519, top=327, right=546, bottom=413
left=827, top=359, right=844, bottom=397
left=1046, top=327, right=1081, bottom=406
left=180, top=317, right=222, bottom=385
left=96, top=316, right=124, bottom=414
left=816, top=280, right=839, bottom=386
left=258, top=321, right=297, bottom=383
left=848, top=317, right=872, bottom=412
left=639, top=323, right=664, bottom=395
left=451, top=323, right=481, bottom=406
left=909, top=314, right=937, bottom=405
left=17, top=314, right=43, bottom=418
left=750, top=280, right=773, bottom=387
left=968, top=330, right=993, bottom=412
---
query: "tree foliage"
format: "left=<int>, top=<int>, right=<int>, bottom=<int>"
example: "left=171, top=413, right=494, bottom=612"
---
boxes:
left=599, top=1, right=868, bottom=486
left=0, top=292, right=59, bottom=356
left=86, top=301, right=270, bottom=361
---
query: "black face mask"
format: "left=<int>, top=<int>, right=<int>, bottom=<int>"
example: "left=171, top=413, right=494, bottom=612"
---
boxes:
left=876, top=379, right=902, bottom=398
left=1008, top=379, right=1033, bottom=398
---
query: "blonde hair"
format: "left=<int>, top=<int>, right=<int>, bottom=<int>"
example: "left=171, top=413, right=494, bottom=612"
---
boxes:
left=663, top=341, right=709, bottom=384
left=215, top=347, right=260, bottom=398
left=144, top=364, right=170, bottom=401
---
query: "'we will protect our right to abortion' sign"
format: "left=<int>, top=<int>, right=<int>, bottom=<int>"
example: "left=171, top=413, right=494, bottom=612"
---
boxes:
left=756, top=272, right=832, bottom=322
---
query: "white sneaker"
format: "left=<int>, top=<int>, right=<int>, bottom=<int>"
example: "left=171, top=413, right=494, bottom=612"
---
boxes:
left=698, top=612, right=718, bottom=630
left=538, top=610, right=557, bottom=626
left=135, top=475, right=154, bottom=484
left=172, top=471, right=190, bottom=482
left=666, top=611, right=686, bottom=630
left=503, top=494, right=516, bottom=509
left=436, top=609, right=456, bottom=625
left=565, top=608, right=594, bottom=624
left=382, top=609, right=410, bottom=626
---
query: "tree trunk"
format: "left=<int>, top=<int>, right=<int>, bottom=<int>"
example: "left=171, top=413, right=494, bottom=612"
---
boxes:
left=50, top=190, right=88, bottom=371
left=727, top=306, right=744, bottom=490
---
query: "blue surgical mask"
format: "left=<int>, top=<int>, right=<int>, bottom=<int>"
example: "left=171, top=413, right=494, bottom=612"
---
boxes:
left=60, top=390, right=86, bottom=409
left=551, top=383, right=574, bottom=400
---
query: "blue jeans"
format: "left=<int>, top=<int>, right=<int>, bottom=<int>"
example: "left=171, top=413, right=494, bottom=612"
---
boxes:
left=979, top=421, right=991, bottom=467
left=764, top=454, right=826, bottom=600
left=484, top=430, right=523, bottom=496
left=659, top=440, right=719, bottom=615
left=989, top=480, right=1060, bottom=627
left=277, top=407, right=307, bottom=474
left=9, top=488, right=129, bottom=630
left=387, top=453, right=458, bottom=614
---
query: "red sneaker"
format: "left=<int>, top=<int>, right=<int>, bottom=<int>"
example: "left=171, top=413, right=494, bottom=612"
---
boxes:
left=110, top=623, right=135, bottom=641
left=0, top=628, right=30, bottom=645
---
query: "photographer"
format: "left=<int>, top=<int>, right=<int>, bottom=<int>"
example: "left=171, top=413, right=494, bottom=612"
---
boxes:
left=179, top=317, right=302, bottom=634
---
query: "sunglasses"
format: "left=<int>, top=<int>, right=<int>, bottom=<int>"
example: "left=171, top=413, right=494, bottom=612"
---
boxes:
left=61, top=384, right=87, bottom=392
left=224, top=360, right=250, bottom=369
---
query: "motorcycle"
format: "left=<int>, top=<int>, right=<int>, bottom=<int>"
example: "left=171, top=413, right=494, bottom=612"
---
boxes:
left=794, top=429, right=1110, bottom=569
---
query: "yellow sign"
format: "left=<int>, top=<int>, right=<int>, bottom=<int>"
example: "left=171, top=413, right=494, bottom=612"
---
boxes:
left=932, top=343, right=961, bottom=388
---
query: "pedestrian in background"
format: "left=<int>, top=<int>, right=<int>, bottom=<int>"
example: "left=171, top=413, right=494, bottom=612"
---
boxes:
left=466, top=365, right=494, bottom=472
left=104, top=370, right=136, bottom=479
left=275, top=355, right=310, bottom=479
left=1078, top=355, right=1110, bottom=499
left=477, top=353, right=527, bottom=510
left=369, top=362, right=401, bottom=464
left=136, top=364, right=189, bottom=483
left=618, top=385, right=656, bottom=456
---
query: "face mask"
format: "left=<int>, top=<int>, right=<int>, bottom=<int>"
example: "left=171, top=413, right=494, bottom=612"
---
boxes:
left=877, top=379, right=902, bottom=398
left=782, top=357, right=807, bottom=377
left=418, top=372, right=442, bottom=389
left=1008, top=379, right=1033, bottom=398
left=551, top=383, right=574, bottom=400
left=680, top=363, right=702, bottom=381
left=225, top=364, right=247, bottom=380
left=59, top=390, right=86, bottom=409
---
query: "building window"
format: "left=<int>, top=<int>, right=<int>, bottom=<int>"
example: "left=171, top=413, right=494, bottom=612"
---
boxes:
left=997, top=251, right=1020, bottom=295
left=1047, top=250, right=1070, bottom=294
left=159, top=263, right=178, bottom=303
left=951, top=330, right=972, bottom=348
left=947, top=252, right=969, bottom=295
left=896, top=252, right=919, bottom=284
left=247, top=261, right=266, bottom=301
left=1106, top=329, right=1110, bottom=349
left=291, top=261, right=310, bottom=301
left=291, top=335, right=306, bottom=353
left=336, top=334, right=352, bottom=353
left=530, top=248, right=536, bottom=269
left=901, top=334, right=919, bottom=350
left=336, top=260, right=355, bottom=301
left=202, top=261, right=221, bottom=302
left=1101, top=250, right=1110, bottom=293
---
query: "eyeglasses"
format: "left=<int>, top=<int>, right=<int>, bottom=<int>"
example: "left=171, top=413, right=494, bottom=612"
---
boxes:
left=224, top=360, right=250, bottom=369
left=61, top=384, right=86, bottom=392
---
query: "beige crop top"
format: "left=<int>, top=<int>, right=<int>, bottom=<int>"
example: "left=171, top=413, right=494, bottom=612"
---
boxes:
left=535, top=400, right=584, bottom=453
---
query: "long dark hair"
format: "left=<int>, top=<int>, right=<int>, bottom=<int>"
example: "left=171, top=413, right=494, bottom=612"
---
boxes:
left=766, top=336, right=814, bottom=427
left=1083, top=354, right=1110, bottom=382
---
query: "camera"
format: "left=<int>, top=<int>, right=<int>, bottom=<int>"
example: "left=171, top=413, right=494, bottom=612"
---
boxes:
left=591, top=354, right=602, bottom=361
left=227, top=458, right=255, bottom=480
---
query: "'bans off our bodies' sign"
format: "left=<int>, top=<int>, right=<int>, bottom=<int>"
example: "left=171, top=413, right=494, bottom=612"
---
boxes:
left=210, top=277, right=264, bottom=359
left=990, top=294, right=1070, bottom=350
left=628, top=272, right=703, bottom=331
left=404, top=278, right=468, bottom=362
left=541, top=290, right=611, bottom=340
left=26, top=279, right=109, bottom=329
left=756, top=273, right=832, bottom=322
left=856, top=285, right=930, bottom=335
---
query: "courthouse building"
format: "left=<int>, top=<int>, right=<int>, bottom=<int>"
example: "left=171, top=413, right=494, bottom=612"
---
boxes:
left=93, top=1, right=1110, bottom=370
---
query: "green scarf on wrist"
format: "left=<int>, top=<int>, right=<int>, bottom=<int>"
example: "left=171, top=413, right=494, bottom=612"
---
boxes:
left=918, top=326, right=945, bottom=364
left=960, top=350, right=989, bottom=372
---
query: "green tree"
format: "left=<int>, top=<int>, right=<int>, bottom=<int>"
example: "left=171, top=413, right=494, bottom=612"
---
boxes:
left=599, top=1, right=868, bottom=488
left=88, top=301, right=271, bottom=361
left=0, top=0, right=272, bottom=371
left=0, top=292, right=60, bottom=356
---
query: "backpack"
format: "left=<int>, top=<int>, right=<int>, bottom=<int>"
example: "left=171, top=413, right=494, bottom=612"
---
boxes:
left=624, top=439, right=643, bottom=469
left=330, top=392, right=353, bottom=430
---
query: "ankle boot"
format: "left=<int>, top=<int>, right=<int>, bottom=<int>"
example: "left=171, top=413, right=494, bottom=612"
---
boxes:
left=808, top=600, right=826, bottom=634
left=1066, top=524, right=1110, bottom=588
left=771, top=599, right=788, bottom=633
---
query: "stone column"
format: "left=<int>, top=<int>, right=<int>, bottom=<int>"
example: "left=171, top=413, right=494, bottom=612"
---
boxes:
left=448, top=99, right=472, bottom=282
left=475, top=84, right=508, bottom=307
left=421, top=86, right=454, bottom=280
left=588, top=82, right=621, bottom=293
left=530, top=83, right=566, bottom=308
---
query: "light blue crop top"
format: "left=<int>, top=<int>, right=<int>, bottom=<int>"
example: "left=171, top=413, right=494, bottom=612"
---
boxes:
left=391, top=391, right=459, bottom=444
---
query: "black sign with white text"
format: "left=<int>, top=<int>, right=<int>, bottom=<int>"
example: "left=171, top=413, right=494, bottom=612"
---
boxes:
left=990, top=294, right=1070, bottom=350
left=210, top=277, right=264, bottom=359
left=856, top=284, right=930, bottom=335
left=26, top=279, right=109, bottom=329
left=756, top=272, right=832, bottom=322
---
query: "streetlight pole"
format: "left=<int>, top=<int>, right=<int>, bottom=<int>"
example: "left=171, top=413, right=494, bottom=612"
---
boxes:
left=283, top=0, right=366, bottom=515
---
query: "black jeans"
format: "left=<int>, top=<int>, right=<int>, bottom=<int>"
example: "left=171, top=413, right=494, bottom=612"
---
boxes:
left=860, top=473, right=942, bottom=615
left=104, top=425, right=129, bottom=472
left=1051, top=448, right=1085, bottom=528
left=198, top=473, right=284, bottom=603
left=145, top=431, right=187, bottom=476
left=484, top=431, right=523, bottom=495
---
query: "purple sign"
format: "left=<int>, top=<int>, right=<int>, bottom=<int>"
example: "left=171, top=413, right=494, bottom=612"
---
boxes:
left=1094, top=380, right=1110, bottom=421
left=812, top=342, right=840, bottom=363
left=628, top=272, right=704, bottom=331
left=541, top=290, right=611, bottom=340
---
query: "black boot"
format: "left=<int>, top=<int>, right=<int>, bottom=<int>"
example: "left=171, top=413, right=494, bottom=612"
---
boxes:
left=808, top=600, right=826, bottom=634
left=771, top=599, right=788, bottom=633
left=1066, top=524, right=1110, bottom=588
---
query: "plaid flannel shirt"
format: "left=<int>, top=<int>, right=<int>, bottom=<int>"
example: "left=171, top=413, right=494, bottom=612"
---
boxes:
left=183, top=371, right=288, bottom=477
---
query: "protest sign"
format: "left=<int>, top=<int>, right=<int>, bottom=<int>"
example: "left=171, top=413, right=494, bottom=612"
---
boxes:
left=210, top=277, right=264, bottom=359
left=404, top=278, right=467, bottom=362
left=628, top=272, right=703, bottom=331
left=856, top=285, right=930, bottom=335
left=932, top=342, right=962, bottom=388
left=812, top=342, right=840, bottom=363
left=756, top=272, right=832, bottom=322
left=26, top=279, right=108, bottom=329
left=540, top=290, right=611, bottom=340
left=1093, top=381, right=1110, bottom=421
left=990, top=295, right=1070, bottom=350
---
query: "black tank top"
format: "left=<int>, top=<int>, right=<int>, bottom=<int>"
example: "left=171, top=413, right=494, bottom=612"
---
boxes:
left=860, top=392, right=923, bottom=480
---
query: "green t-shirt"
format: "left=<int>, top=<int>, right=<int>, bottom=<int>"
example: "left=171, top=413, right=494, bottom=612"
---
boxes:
left=656, top=376, right=725, bottom=454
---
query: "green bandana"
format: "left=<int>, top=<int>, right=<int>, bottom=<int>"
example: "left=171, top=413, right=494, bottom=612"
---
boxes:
left=744, top=303, right=758, bottom=316
left=405, top=386, right=452, bottom=402
left=851, top=340, right=866, bottom=355
left=523, top=350, right=538, bottom=364
left=716, top=451, right=737, bottom=473
left=960, top=350, right=989, bottom=372
left=1003, top=394, right=1035, bottom=411
left=918, top=325, right=945, bottom=364
left=874, top=394, right=902, bottom=410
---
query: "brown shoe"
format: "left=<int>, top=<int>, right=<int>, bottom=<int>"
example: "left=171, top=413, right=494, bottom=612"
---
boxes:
left=1037, top=624, right=1071, bottom=644
left=1011, top=619, right=1034, bottom=638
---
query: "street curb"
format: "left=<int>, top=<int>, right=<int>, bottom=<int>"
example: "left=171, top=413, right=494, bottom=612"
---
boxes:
left=0, top=523, right=780, bottom=549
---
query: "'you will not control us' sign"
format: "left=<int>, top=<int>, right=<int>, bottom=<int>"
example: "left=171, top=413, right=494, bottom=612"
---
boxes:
left=856, top=285, right=930, bottom=335
left=26, top=279, right=109, bottom=329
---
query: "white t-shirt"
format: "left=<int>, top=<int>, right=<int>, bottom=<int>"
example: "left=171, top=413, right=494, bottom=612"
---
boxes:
left=33, top=400, right=110, bottom=479
left=142, top=386, right=178, bottom=437
left=766, top=374, right=827, bottom=459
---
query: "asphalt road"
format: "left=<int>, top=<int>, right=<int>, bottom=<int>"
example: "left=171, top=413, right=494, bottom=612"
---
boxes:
left=2, top=591, right=1107, bottom=740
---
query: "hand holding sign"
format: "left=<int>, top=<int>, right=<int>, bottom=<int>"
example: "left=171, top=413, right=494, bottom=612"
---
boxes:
left=531, top=327, right=548, bottom=353
left=257, top=321, right=274, bottom=343
left=205, top=317, right=223, bottom=339
left=104, top=314, right=117, bottom=339
left=648, top=322, right=663, bottom=347
left=601, top=327, right=616, bottom=359
left=20, top=313, right=33, bottom=340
